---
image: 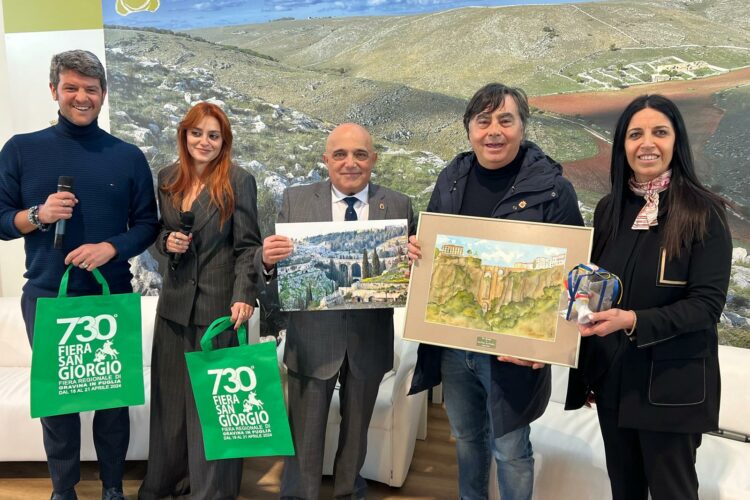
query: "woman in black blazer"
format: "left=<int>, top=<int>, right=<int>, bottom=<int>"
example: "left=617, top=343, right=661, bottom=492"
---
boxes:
left=566, top=95, right=732, bottom=500
left=139, top=102, right=262, bottom=500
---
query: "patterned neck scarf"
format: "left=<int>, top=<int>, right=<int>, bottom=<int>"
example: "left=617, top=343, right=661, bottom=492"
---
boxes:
left=628, top=170, right=672, bottom=230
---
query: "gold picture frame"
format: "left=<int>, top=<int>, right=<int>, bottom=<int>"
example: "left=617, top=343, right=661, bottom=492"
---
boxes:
left=403, top=212, right=594, bottom=367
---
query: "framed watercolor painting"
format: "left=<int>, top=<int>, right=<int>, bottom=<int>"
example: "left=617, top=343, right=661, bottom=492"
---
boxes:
left=403, top=212, right=593, bottom=367
left=276, top=219, right=409, bottom=311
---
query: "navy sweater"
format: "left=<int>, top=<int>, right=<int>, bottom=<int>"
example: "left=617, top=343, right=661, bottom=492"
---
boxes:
left=0, top=114, right=159, bottom=296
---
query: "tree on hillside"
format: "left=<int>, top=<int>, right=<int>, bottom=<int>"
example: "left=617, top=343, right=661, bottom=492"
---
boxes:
left=362, top=249, right=371, bottom=279
left=372, top=250, right=381, bottom=276
left=305, top=284, right=313, bottom=309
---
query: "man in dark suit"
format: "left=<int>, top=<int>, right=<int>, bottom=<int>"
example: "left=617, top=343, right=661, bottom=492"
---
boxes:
left=260, top=123, right=415, bottom=499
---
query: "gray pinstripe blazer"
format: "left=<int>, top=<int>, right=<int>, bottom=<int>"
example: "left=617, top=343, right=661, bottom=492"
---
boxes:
left=156, top=164, right=262, bottom=326
left=264, top=181, right=415, bottom=380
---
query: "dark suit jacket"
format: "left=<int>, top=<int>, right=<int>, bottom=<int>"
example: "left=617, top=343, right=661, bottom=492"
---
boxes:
left=566, top=191, right=732, bottom=434
left=156, top=164, right=262, bottom=326
left=263, top=181, right=415, bottom=381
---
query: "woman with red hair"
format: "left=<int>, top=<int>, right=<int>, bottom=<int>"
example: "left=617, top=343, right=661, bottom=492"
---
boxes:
left=139, top=102, right=262, bottom=499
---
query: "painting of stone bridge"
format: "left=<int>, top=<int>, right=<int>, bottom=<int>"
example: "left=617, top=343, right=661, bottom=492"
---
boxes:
left=427, top=235, right=567, bottom=341
left=275, top=219, right=409, bottom=311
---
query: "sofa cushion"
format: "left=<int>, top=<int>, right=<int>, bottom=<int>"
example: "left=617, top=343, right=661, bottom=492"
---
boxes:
left=718, top=346, right=750, bottom=435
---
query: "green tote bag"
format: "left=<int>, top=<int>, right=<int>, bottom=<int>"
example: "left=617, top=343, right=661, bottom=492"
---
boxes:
left=185, top=316, right=294, bottom=460
left=30, top=264, right=145, bottom=418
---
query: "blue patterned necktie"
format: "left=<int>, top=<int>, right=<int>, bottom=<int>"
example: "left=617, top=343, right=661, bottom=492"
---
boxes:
left=344, top=197, right=358, bottom=221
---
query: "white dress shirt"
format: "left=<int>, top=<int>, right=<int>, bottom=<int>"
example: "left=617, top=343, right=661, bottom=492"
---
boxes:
left=331, top=184, right=369, bottom=221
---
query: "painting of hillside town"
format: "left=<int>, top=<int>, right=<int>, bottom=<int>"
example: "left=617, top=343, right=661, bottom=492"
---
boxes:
left=276, top=220, right=409, bottom=311
left=427, top=235, right=567, bottom=341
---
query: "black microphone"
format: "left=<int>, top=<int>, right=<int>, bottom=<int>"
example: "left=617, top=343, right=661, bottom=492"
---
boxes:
left=53, top=176, right=74, bottom=250
left=171, top=211, right=195, bottom=270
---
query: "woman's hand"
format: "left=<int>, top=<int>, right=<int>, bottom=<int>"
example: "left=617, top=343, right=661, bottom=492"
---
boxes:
left=579, top=308, right=636, bottom=337
left=166, top=231, right=191, bottom=254
left=230, top=301, right=254, bottom=330
left=497, top=356, right=546, bottom=370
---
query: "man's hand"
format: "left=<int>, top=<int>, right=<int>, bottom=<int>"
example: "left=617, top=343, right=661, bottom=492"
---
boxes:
left=497, top=356, right=546, bottom=370
left=65, top=242, right=117, bottom=272
left=262, top=235, right=293, bottom=270
left=405, top=235, right=422, bottom=278
left=230, top=301, right=254, bottom=330
left=579, top=308, right=636, bottom=337
left=407, top=235, right=422, bottom=262
left=37, top=192, right=78, bottom=225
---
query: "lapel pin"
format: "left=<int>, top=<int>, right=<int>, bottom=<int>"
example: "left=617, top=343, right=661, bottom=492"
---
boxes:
left=379, top=203, right=385, bottom=210
left=519, top=200, right=527, bottom=209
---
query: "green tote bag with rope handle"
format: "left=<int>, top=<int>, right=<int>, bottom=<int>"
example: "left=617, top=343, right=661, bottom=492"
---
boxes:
left=30, top=264, right=144, bottom=417
left=185, top=316, right=294, bottom=460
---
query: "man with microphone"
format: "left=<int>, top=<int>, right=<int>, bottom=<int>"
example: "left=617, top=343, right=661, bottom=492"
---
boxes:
left=0, top=50, right=159, bottom=500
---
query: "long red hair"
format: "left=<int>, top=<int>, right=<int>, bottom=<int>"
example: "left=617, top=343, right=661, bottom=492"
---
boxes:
left=162, top=102, right=235, bottom=226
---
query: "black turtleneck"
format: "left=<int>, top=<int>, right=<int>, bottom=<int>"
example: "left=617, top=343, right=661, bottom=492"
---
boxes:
left=459, top=146, right=525, bottom=217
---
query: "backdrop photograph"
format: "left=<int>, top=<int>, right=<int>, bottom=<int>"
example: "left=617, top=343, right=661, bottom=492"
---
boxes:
left=92, top=0, right=750, bottom=349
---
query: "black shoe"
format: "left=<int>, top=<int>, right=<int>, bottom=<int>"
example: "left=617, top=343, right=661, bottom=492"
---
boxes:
left=50, top=490, right=77, bottom=500
left=102, top=487, right=125, bottom=500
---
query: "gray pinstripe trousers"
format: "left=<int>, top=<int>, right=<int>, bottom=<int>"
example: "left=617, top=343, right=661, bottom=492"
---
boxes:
left=138, top=316, right=242, bottom=500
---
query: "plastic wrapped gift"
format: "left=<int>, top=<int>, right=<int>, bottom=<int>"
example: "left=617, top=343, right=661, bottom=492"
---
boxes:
left=565, top=264, right=622, bottom=324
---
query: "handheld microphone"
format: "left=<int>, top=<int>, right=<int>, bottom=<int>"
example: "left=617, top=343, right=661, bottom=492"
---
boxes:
left=53, top=176, right=74, bottom=250
left=171, top=211, right=195, bottom=270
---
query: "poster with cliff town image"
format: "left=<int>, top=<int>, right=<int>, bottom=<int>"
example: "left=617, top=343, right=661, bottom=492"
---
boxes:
left=276, top=219, right=409, bottom=311
left=405, top=213, right=593, bottom=367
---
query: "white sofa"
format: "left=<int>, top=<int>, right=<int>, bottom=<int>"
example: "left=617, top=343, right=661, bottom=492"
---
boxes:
left=276, top=307, right=429, bottom=488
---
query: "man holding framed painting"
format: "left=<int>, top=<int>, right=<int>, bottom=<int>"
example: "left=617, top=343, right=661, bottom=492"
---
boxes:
left=407, top=83, right=585, bottom=500
left=258, top=123, right=415, bottom=500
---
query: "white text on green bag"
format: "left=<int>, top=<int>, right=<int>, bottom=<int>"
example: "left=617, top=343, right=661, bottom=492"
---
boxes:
left=208, top=366, right=258, bottom=394
left=57, top=314, right=118, bottom=344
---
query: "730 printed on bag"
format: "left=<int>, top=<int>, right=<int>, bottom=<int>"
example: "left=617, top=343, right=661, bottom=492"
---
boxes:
left=30, top=290, right=145, bottom=418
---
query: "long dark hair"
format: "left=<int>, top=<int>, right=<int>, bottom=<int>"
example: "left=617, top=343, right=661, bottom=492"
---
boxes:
left=599, top=94, right=726, bottom=259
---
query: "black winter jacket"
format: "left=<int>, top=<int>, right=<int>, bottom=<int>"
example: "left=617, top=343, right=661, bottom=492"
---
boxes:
left=409, top=141, right=584, bottom=437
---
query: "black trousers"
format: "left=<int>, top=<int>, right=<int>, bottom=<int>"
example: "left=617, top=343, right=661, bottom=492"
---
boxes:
left=22, top=293, right=130, bottom=497
left=597, top=406, right=702, bottom=500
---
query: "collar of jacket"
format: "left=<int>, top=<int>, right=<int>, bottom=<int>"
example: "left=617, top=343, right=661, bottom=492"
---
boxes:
left=440, top=141, right=563, bottom=217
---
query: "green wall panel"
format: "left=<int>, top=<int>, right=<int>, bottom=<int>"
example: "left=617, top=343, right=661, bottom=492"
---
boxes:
left=2, top=0, right=102, bottom=33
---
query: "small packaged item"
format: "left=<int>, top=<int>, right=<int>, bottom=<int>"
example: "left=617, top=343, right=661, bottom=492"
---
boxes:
left=565, top=263, right=622, bottom=324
